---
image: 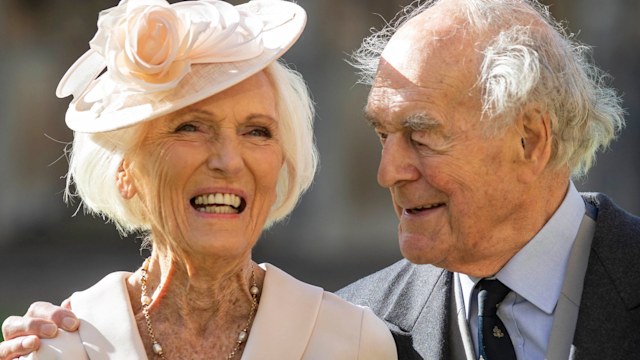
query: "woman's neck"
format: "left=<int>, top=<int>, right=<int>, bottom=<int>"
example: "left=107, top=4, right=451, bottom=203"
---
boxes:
left=131, top=250, right=262, bottom=325
left=127, top=249, right=265, bottom=359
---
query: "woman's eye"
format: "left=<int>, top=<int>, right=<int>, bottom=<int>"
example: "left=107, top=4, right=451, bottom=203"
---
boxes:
left=247, top=127, right=272, bottom=138
left=175, top=123, right=198, bottom=133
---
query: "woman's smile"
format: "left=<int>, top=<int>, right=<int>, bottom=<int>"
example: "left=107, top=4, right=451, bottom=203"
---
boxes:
left=127, top=71, right=283, bottom=257
left=191, top=192, right=246, bottom=214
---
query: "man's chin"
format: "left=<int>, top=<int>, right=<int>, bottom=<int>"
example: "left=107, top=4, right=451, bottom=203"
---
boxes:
left=398, top=233, right=444, bottom=265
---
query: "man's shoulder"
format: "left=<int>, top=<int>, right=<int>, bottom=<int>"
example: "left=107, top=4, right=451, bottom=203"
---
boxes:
left=576, top=193, right=640, bottom=357
left=582, top=192, right=640, bottom=233
left=582, top=192, right=640, bottom=259
left=581, top=192, right=640, bottom=308
left=336, top=259, right=449, bottom=321
left=337, top=260, right=453, bottom=359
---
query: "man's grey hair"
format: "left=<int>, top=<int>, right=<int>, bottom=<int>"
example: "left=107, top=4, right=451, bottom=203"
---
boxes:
left=353, top=0, right=625, bottom=178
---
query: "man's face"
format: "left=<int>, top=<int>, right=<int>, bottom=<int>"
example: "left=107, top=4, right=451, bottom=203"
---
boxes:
left=365, top=11, right=528, bottom=273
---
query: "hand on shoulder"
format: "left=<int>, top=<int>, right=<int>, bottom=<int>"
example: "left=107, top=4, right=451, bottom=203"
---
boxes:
left=0, top=301, right=78, bottom=360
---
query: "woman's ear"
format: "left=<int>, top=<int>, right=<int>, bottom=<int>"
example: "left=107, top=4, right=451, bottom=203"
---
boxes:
left=116, top=159, right=137, bottom=199
left=516, top=103, right=553, bottom=182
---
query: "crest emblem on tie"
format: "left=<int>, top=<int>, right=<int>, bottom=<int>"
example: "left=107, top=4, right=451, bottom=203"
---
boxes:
left=493, top=325, right=505, bottom=338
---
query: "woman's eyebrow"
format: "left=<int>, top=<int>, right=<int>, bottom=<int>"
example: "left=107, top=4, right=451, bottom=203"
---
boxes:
left=245, top=113, right=278, bottom=122
left=172, top=108, right=216, bottom=120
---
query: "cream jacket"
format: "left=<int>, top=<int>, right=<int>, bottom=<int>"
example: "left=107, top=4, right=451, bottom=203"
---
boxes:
left=24, top=263, right=397, bottom=360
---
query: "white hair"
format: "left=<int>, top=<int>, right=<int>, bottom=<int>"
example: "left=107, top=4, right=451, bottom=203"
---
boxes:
left=352, top=0, right=625, bottom=178
left=264, top=61, right=318, bottom=228
left=64, top=61, right=318, bottom=235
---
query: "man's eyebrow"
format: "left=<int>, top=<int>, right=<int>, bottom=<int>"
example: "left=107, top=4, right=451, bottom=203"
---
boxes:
left=403, top=113, right=441, bottom=131
left=361, top=111, right=442, bottom=133
left=363, top=109, right=380, bottom=128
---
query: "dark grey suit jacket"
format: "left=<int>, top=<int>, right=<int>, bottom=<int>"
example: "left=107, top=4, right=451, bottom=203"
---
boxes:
left=337, top=193, right=640, bottom=359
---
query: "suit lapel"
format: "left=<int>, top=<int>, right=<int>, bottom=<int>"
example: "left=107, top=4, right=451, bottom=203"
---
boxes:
left=337, top=260, right=474, bottom=360
left=572, top=194, right=640, bottom=359
left=385, top=266, right=452, bottom=360
left=546, top=213, right=595, bottom=360
left=400, top=268, right=452, bottom=360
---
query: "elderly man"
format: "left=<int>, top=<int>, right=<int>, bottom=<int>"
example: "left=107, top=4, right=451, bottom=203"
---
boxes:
left=1, top=0, right=639, bottom=359
left=337, top=0, right=639, bottom=359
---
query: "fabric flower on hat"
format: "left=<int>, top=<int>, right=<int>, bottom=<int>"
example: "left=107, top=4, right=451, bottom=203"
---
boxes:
left=57, top=0, right=306, bottom=133
left=87, top=0, right=265, bottom=94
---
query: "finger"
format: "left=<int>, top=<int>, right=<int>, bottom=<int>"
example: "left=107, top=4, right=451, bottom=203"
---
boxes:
left=0, top=335, right=39, bottom=360
left=61, top=298, right=72, bottom=310
left=2, top=316, right=58, bottom=340
left=26, top=302, right=79, bottom=332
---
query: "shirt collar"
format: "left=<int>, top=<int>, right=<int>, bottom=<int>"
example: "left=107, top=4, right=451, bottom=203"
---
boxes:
left=460, top=182, right=585, bottom=315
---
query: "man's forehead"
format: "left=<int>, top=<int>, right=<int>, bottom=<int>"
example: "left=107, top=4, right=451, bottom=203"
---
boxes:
left=364, top=94, right=442, bottom=130
left=377, top=6, right=482, bottom=91
left=364, top=79, right=449, bottom=118
left=364, top=86, right=403, bottom=124
left=365, top=84, right=419, bottom=117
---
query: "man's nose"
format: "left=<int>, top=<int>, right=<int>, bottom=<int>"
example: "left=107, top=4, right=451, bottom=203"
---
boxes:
left=377, top=135, right=420, bottom=188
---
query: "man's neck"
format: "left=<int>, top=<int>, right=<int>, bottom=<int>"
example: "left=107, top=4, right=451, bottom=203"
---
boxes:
left=448, top=174, right=571, bottom=278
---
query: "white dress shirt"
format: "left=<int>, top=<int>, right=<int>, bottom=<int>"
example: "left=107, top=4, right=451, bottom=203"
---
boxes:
left=460, top=182, right=586, bottom=360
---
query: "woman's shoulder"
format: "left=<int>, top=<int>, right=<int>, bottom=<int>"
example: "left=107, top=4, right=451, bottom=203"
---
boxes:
left=312, top=290, right=398, bottom=359
left=69, top=271, right=147, bottom=358
left=21, top=271, right=137, bottom=360
left=70, top=271, right=133, bottom=319
left=20, top=330, right=88, bottom=360
left=256, top=263, right=397, bottom=359
left=71, top=271, right=131, bottom=302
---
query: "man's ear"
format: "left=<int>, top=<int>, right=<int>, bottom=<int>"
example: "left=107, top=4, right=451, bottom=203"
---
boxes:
left=116, top=159, right=137, bottom=199
left=517, top=104, right=553, bottom=183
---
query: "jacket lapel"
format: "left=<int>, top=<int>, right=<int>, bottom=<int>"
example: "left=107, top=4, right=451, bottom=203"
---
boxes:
left=241, top=263, right=324, bottom=360
left=382, top=265, right=452, bottom=360
left=71, top=272, right=148, bottom=359
left=411, top=269, right=452, bottom=360
left=572, top=194, right=640, bottom=359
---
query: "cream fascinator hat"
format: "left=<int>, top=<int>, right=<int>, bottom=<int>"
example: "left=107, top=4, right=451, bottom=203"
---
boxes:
left=56, top=0, right=306, bottom=133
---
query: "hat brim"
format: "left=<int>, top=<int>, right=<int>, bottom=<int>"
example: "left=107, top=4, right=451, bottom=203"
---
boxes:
left=65, top=1, right=306, bottom=133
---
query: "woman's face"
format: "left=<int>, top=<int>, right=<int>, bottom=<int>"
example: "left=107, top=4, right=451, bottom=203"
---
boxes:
left=127, top=71, right=283, bottom=259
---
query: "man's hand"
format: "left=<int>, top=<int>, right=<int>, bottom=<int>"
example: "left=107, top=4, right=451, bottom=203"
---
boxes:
left=0, top=300, right=78, bottom=360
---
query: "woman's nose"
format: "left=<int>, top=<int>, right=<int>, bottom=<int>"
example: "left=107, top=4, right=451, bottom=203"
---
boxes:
left=377, top=135, right=420, bottom=188
left=206, top=135, right=244, bottom=176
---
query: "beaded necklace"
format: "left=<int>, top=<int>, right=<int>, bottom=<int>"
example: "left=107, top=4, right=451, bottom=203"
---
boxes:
left=140, top=258, right=260, bottom=359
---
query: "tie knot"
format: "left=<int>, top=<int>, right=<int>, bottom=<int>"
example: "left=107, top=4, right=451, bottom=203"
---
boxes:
left=477, top=279, right=511, bottom=316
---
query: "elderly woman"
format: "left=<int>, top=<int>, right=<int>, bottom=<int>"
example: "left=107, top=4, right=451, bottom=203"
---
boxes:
left=0, top=0, right=397, bottom=359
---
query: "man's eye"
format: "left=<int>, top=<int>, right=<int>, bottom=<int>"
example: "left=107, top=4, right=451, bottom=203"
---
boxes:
left=175, top=123, right=198, bottom=132
left=410, top=133, right=447, bottom=154
left=411, top=136, right=432, bottom=150
left=376, top=131, right=388, bottom=143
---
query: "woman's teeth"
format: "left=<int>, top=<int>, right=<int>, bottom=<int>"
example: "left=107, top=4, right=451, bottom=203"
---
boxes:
left=193, top=193, right=243, bottom=214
